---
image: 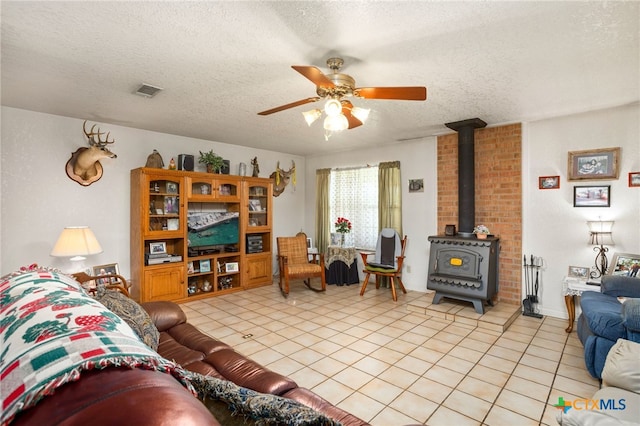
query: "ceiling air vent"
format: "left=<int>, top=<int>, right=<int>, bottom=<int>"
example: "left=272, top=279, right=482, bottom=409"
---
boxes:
left=134, top=83, right=163, bottom=98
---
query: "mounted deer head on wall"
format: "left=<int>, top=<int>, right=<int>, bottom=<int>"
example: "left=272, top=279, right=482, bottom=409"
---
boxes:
left=270, top=160, right=296, bottom=197
left=65, top=121, right=117, bottom=186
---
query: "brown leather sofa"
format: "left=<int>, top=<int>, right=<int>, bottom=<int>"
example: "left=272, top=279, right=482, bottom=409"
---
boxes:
left=144, top=300, right=368, bottom=425
left=12, top=300, right=368, bottom=426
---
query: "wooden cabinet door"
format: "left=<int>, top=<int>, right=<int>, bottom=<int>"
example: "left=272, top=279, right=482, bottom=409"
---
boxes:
left=143, top=266, right=184, bottom=301
left=245, top=254, right=272, bottom=288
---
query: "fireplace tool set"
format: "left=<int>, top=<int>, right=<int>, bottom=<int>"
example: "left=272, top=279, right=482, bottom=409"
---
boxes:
left=523, top=255, right=543, bottom=318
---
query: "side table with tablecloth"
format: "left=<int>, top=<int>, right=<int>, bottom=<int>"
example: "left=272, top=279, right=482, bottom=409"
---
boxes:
left=562, top=276, right=601, bottom=333
left=325, top=246, right=360, bottom=285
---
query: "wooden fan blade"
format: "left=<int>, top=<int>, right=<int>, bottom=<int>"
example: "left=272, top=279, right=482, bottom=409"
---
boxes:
left=341, top=100, right=363, bottom=129
left=292, top=66, right=335, bottom=88
left=258, top=97, right=320, bottom=115
left=355, top=86, right=427, bottom=101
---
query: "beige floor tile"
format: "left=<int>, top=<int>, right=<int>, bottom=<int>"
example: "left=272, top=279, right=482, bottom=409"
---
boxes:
left=337, top=392, right=386, bottom=424
left=479, top=353, right=517, bottom=374
left=484, top=404, right=540, bottom=426
left=436, top=354, right=475, bottom=375
left=389, top=390, right=439, bottom=423
left=288, top=366, right=328, bottom=388
left=423, top=365, right=465, bottom=387
left=408, top=377, right=454, bottom=404
left=330, top=346, right=366, bottom=365
left=378, top=365, right=421, bottom=389
left=448, top=345, right=485, bottom=363
left=311, top=378, right=354, bottom=405
left=359, top=377, right=404, bottom=405
left=395, top=354, right=433, bottom=376
left=409, top=345, right=446, bottom=364
left=310, top=356, right=348, bottom=377
left=513, top=363, right=555, bottom=387
left=519, top=353, right=559, bottom=373
left=526, top=344, right=563, bottom=362
left=468, top=364, right=510, bottom=387
left=456, top=375, right=501, bottom=402
left=427, top=406, right=480, bottom=426
left=370, top=406, right=421, bottom=426
left=332, top=366, right=375, bottom=390
left=443, top=389, right=492, bottom=421
left=352, top=356, right=391, bottom=376
left=505, top=375, right=552, bottom=402
left=556, top=362, right=598, bottom=385
left=552, top=374, right=600, bottom=397
left=495, top=388, right=546, bottom=421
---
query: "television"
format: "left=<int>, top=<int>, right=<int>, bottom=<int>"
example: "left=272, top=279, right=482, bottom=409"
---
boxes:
left=187, top=211, right=239, bottom=252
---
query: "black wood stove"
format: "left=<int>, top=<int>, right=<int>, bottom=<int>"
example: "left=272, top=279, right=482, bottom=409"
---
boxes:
left=427, top=117, right=500, bottom=314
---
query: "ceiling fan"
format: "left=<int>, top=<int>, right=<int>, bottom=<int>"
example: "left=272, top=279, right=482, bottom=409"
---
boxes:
left=258, top=57, right=427, bottom=133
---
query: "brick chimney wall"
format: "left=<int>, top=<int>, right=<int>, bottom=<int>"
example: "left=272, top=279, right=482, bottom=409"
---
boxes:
left=437, top=123, right=522, bottom=305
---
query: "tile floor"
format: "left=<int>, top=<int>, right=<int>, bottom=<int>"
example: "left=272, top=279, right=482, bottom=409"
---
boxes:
left=181, top=282, right=599, bottom=425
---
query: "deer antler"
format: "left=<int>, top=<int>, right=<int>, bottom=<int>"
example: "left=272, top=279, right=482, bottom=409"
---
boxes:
left=83, top=120, right=115, bottom=147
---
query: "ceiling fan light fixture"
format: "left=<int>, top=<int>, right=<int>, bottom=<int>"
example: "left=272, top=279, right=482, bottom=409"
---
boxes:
left=323, top=113, right=349, bottom=132
left=351, top=106, right=370, bottom=123
left=302, top=109, right=322, bottom=126
left=324, top=99, right=342, bottom=117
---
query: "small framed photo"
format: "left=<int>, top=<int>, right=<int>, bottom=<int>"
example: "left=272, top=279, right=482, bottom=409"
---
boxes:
left=200, top=259, right=211, bottom=273
left=408, top=179, right=424, bottom=193
left=306, top=238, right=313, bottom=249
left=249, top=199, right=262, bottom=211
left=164, top=196, right=178, bottom=214
left=573, top=185, right=610, bottom=207
left=538, top=176, right=560, bottom=189
left=330, top=233, right=341, bottom=246
left=167, top=218, right=179, bottom=231
left=567, top=147, right=620, bottom=181
left=608, top=253, right=640, bottom=279
left=225, top=262, right=239, bottom=273
left=166, top=182, right=178, bottom=194
left=568, top=266, right=590, bottom=279
left=629, top=172, right=640, bottom=187
left=149, top=242, right=167, bottom=254
left=93, top=263, right=120, bottom=284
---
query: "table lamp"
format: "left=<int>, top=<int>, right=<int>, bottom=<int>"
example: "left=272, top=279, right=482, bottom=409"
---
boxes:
left=51, top=226, right=103, bottom=261
left=587, top=220, right=614, bottom=279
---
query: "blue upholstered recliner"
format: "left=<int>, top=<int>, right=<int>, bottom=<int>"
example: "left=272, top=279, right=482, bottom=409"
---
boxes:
left=577, top=274, right=640, bottom=379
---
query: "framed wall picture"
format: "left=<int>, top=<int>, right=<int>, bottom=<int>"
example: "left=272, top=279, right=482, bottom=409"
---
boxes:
left=408, top=179, right=424, bottom=193
left=567, top=147, right=620, bottom=181
left=629, top=172, right=640, bottom=187
left=93, top=263, right=120, bottom=284
left=539, top=175, right=560, bottom=189
left=568, top=266, right=590, bottom=279
left=608, top=253, right=640, bottom=279
left=573, top=185, right=610, bottom=207
left=306, top=237, right=312, bottom=249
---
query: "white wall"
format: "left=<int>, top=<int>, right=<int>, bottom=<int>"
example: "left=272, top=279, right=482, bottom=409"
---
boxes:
left=524, top=103, right=640, bottom=319
left=304, top=138, right=438, bottom=292
left=0, top=107, right=305, bottom=277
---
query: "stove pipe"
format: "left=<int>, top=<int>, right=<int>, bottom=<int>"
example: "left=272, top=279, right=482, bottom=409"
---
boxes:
left=445, top=118, right=487, bottom=236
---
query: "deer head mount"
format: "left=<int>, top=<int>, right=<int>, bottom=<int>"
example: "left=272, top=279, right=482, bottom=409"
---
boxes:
left=270, top=160, right=296, bottom=197
left=65, top=121, right=117, bottom=186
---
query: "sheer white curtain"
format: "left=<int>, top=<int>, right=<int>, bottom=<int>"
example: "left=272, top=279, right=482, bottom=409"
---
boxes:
left=330, top=166, right=378, bottom=249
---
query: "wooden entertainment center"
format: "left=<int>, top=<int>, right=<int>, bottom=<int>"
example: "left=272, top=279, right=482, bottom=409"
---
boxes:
left=130, top=167, right=273, bottom=303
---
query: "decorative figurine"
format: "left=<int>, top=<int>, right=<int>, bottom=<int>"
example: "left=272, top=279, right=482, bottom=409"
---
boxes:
left=168, top=158, right=176, bottom=170
left=251, top=157, right=260, bottom=177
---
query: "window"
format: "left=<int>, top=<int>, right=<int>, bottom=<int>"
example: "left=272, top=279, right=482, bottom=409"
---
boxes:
left=330, top=166, right=378, bottom=249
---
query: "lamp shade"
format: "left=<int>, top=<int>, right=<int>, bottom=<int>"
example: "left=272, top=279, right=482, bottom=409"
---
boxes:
left=323, top=114, right=349, bottom=132
left=587, top=220, right=614, bottom=246
left=51, top=226, right=103, bottom=261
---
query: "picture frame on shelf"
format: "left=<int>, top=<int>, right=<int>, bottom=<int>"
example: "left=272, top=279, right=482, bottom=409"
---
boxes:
left=567, top=147, right=620, bottom=181
left=306, top=238, right=312, bottom=249
left=225, top=262, right=239, bottom=273
left=608, top=253, right=640, bottom=279
left=538, top=175, right=560, bottom=189
left=629, top=172, right=640, bottom=187
left=573, top=185, right=610, bottom=207
left=92, top=263, right=120, bottom=284
left=568, top=265, right=589, bottom=279
left=167, top=218, right=179, bottom=231
left=164, top=196, right=178, bottom=214
left=149, top=242, right=167, bottom=255
left=330, top=233, right=341, bottom=246
left=200, top=259, right=211, bottom=273
left=187, top=261, right=195, bottom=274
left=248, top=199, right=262, bottom=211
left=166, top=182, right=178, bottom=194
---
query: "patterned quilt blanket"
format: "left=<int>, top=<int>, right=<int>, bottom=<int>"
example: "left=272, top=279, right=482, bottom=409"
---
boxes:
left=1, top=267, right=340, bottom=426
left=0, top=268, right=191, bottom=425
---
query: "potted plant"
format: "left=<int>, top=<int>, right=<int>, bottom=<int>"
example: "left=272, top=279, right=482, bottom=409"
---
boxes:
left=473, top=224, right=490, bottom=239
left=198, top=150, right=225, bottom=173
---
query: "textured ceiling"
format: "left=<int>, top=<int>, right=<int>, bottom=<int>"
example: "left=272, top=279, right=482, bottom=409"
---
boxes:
left=1, top=1, right=638, bottom=156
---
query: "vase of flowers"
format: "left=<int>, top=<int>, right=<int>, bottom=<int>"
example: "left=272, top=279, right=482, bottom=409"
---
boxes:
left=334, top=217, right=352, bottom=246
left=473, top=224, right=490, bottom=239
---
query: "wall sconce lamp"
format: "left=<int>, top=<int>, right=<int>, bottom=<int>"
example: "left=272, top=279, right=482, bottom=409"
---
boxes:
left=587, top=220, right=614, bottom=279
left=50, top=226, right=103, bottom=261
